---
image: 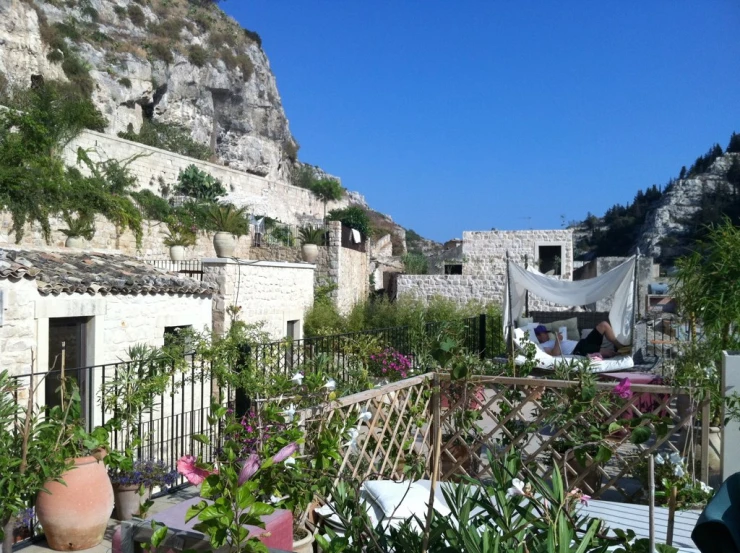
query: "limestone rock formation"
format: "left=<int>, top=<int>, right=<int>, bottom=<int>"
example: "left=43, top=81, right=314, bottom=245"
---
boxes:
left=638, top=153, right=739, bottom=260
left=0, top=0, right=296, bottom=182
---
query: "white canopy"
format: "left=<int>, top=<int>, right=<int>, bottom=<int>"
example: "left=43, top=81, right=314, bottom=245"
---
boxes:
left=504, top=256, right=637, bottom=344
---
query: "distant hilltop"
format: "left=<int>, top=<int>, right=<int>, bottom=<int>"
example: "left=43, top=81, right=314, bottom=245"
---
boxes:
left=570, top=133, right=740, bottom=265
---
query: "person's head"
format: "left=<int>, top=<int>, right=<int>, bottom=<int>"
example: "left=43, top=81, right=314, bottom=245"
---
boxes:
left=534, top=325, right=549, bottom=343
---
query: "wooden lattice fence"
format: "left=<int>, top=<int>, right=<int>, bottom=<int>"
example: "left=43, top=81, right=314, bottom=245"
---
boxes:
left=437, top=375, right=710, bottom=500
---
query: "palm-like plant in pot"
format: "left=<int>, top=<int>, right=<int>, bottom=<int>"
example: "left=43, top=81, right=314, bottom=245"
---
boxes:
left=61, top=211, right=95, bottom=248
left=163, top=218, right=197, bottom=261
left=207, top=204, right=249, bottom=258
left=298, top=225, right=325, bottom=263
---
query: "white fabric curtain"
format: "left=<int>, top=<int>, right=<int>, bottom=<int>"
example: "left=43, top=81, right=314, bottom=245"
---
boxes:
left=504, top=256, right=636, bottom=344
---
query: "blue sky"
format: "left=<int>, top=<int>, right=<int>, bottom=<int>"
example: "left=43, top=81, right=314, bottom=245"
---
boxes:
left=223, top=1, right=740, bottom=242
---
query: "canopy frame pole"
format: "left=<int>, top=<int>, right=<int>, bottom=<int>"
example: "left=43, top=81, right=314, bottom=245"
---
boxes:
left=524, top=253, right=529, bottom=317
left=506, top=251, right=515, bottom=368
left=631, top=250, right=640, bottom=349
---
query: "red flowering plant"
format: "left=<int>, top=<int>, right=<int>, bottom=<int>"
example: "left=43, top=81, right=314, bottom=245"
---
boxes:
left=368, top=348, right=413, bottom=383
left=172, top=402, right=299, bottom=553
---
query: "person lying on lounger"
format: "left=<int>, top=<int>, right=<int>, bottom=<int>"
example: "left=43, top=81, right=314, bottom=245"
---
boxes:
left=534, top=321, right=626, bottom=358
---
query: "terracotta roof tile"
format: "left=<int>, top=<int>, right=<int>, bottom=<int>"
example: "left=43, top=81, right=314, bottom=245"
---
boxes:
left=0, top=249, right=215, bottom=297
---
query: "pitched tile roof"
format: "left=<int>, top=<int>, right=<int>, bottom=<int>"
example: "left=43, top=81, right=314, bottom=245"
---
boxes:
left=0, top=249, right=215, bottom=297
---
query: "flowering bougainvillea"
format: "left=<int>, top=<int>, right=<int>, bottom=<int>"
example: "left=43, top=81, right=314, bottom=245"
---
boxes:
left=369, top=348, right=412, bottom=382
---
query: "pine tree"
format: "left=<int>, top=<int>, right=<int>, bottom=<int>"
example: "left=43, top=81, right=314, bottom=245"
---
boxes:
left=727, top=132, right=740, bottom=154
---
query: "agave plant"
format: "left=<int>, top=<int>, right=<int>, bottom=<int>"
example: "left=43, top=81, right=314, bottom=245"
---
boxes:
left=299, top=225, right=326, bottom=246
left=206, top=204, right=249, bottom=237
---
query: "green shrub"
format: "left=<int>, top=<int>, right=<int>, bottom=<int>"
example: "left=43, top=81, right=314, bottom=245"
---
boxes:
left=127, top=4, right=146, bottom=27
left=81, top=5, right=99, bottom=22
left=208, top=30, right=236, bottom=48
left=118, top=119, right=212, bottom=160
left=47, top=49, right=64, bottom=63
left=191, top=10, right=213, bottom=31
left=148, top=41, right=174, bottom=64
left=113, top=5, right=126, bottom=18
left=175, top=165, right=226, bottom=202
left=328, top=206, right=371, bottom=236
left=291, top=164, right=315, bottom=189
left=118, top=77, right=132, bottom=88
left=402, top=253, right=428, bottom=275
left=283, top=139, right=298, bottom=161
left=188, top=45, right=208, bottom=67
left=235, top=53, right=253, bottom=80
left=243, top=28, right=262, bottom=48
left=130, top=190, right=172, bottom=221
left=61, top=55, right=94, bottom=97
left=304, top=296, right=343, bottom=337
left=152, top=18, right=185, bottom=41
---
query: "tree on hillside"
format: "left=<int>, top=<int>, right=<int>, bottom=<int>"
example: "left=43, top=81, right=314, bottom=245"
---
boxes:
left=727, top=132, right=740, bottom=154
left=310, top=178, right=343, bottom=220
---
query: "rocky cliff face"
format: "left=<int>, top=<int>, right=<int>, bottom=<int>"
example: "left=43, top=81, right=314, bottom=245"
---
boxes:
left=638, top=153, right=739, bottom=260
left=0, top=0, right=296, bottom=182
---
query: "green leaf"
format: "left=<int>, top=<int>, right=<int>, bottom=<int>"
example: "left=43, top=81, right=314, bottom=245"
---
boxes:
left=150, top=523, right=168, bottom=548
left=594, top=445, right=613, bottom=464
left=630, top=425, right=651, bottom=445
left=191, top=433, right=210, bottom=445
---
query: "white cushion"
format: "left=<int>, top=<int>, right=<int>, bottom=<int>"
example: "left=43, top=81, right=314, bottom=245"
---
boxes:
left=525, top=322, right=540, bottom=344
left=362, top=480, right=451, bottom=520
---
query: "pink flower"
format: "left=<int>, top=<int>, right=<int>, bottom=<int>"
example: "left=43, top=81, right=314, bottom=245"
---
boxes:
left=177, top=455, right=212, bottom=486
left=612, top=378, right=632, bottom=399
left=272, top=442, right=298, bottom=463
left=580, top=494, right=591, bottom=506
left=238, top=453, right=261, bottom=485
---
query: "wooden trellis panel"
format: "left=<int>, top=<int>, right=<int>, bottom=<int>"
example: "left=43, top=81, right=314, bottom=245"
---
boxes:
left=437, top=375, right=709, bottom=500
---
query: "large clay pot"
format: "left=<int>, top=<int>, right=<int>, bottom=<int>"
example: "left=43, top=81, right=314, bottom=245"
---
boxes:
left=213, top=232, right=236, bottom=258
left=113, top=484, right=152, bottom=521
left=169, top=245, right=185, bottom=261
left=65, top=236, right=84, bottom=249
left=36, top=456, right=114, bottom=551
left=292, top=527, right=315, bottom=553
left=301, top=244, right=318, bottom=263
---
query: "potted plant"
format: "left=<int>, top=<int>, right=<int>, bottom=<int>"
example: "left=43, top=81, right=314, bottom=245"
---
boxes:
left=0, top=368, right=73, bottom=553
left=298, top=225, right=325, bottom=263
left=207, top=204, right=248, bottom=258
left=108, top=459, right=177, bottom=520
left=61, top=211, right=95, bottom=248
left=100, top=345, right=175, bottom=520
left=176, top=403, right=299, bottom=553
left=163, top=218, right=197, bottom=261
left=34, top=372, right=112, bottom=551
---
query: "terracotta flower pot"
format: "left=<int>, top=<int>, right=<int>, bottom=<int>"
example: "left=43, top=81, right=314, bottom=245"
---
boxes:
left=113, top=484, right=151, bottom=521
left=36, top=456, right=114, bottom=551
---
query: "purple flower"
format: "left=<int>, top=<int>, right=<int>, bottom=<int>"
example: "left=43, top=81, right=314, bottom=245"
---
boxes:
left=272, top=442, right=298, bottom=463
left=612, top=378, right=632, bottom=399
left=238, top=453, right=261, bottom=485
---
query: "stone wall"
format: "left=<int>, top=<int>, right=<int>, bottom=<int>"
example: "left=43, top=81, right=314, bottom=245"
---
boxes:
left=337, top=247, right=370, bottom=314
left=0, top=277, right=212, bottom=377
left=0, top=212, right=250, bottom=260
left=65, top=131, right=352, bottom=225
left=585, top=256, right=654, bottom=316
left=398, top=229, right=574, bottom=309
left=462, top=230, right=574, bottom=278
left=249, top=244, right=303, bottom=264
left=203, top=259, right=314, bottom=340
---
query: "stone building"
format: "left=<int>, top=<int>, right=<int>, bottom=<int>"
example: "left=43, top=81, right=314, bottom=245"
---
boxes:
left=397, top=229, right=574, bottom=308
left=0, top=249, right=215, bottom=378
